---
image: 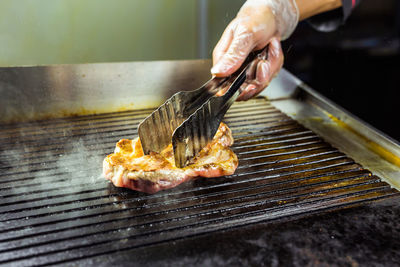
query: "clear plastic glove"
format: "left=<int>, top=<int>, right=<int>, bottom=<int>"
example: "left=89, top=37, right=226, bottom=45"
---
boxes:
left=211, top=0, right=299, bottom=101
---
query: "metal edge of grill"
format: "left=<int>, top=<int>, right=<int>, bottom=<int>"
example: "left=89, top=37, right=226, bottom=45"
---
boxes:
left=0, top=61, right=399, bottom=266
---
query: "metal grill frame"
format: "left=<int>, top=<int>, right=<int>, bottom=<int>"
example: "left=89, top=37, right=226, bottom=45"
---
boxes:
left=0, top=61, right=399, bottom=266
left=0, top=99, right=399, bottom=266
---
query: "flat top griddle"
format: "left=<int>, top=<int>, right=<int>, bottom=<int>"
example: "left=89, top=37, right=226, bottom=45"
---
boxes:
left=0, top=98, right=398, bottom=266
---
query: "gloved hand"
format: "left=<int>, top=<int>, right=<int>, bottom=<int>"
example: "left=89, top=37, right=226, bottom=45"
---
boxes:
left=211, top=0, right=299, bottom=100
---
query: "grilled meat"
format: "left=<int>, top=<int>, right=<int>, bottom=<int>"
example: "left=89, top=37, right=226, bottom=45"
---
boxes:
left=103, top=122, right=238, bottom=193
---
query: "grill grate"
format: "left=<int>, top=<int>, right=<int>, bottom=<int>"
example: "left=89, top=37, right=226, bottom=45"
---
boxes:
left=0, top=98, right=398, bottom=266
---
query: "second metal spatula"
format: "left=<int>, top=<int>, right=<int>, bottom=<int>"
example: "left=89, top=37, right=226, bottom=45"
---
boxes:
left=138, top=47, right=268, bottom=168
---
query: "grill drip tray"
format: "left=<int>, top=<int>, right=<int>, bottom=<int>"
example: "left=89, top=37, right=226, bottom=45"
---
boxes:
left=0, top=98, right=398, bottom=266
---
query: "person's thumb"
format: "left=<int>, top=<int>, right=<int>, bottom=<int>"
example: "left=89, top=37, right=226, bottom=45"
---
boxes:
left=211, top=25, right=254, bottom=77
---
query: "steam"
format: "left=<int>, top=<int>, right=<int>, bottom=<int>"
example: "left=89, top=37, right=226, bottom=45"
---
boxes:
left=0, top=120, right=108, bottom=199
left=55, top=137, right=105, bottom=184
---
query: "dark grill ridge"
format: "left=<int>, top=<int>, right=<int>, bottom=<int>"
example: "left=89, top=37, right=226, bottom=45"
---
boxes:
left=0, top=98, right=397, bottom=266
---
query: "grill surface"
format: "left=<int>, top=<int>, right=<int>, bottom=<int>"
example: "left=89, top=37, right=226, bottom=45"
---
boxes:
left=0, top=98, right=398, bottom=266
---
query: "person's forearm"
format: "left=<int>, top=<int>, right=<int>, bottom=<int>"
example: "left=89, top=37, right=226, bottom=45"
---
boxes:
left=296, top=0, right=342, bottom=21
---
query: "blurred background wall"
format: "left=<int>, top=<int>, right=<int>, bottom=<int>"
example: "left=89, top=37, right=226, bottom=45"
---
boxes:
left=0, top=0, right=242, bottom=66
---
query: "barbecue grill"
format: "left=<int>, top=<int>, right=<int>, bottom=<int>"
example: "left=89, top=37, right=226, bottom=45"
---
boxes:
left=0, top=60, right=399, bottom=266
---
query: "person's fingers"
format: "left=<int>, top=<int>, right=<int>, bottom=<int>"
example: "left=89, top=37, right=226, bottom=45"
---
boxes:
left=237, top=60, right=269, bottom=101
left=237, top=84, right=257, bottom=101
left=239, top=60, right=271, bottom=100
left=237, top=37, right=283, bottom=101
left=211, top=22, right=255, bottom=77
left=212, top=21, right=236, bottom=66
left=236, top=56, right=270, bottom=101
left=266, top=37, right=284, bottom=78
left=256, top=60, right=270, bottom=86
left=237, top=48, right=271, bottom=101
left=253, top=37, right=282, bottom=88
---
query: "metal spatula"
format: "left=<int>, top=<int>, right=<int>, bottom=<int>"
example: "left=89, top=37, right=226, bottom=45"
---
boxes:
left=138, top=47, right=268, bottom=168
